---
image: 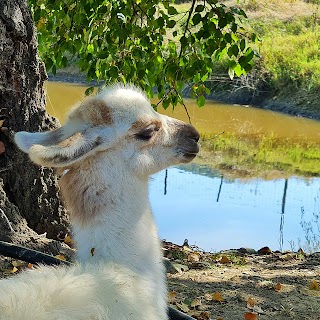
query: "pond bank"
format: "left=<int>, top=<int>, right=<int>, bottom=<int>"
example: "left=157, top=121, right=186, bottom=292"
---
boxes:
left=48, top=72, right=320, bottom=121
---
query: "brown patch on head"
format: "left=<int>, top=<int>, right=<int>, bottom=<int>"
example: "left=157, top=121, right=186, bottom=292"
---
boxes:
left=130, top=118, right=162, bottom=132
left=70, top=97, right=113, bottom=126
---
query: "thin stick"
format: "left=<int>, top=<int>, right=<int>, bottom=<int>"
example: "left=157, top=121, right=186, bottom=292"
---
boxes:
left=0, top=208, right=14, bottom=232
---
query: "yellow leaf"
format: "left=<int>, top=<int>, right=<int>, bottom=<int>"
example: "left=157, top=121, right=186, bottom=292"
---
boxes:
left=55, top=254, right=66, bottom=261
left=12, top=260, right=23, bottom=268
left=275, top=283, right=282, bottom=292
left=219, top=255, right=231, bottom=264
left=10, top=266, right=18, bottom=273
left=247, top=297, right=255, bottom=309
left=244, top=312, right=258, bottom=320
left=168, top=291, right=177, bottom=303
left=212, top=292, right=224, bottom=302
left=64, top=235, right=75, bottom=246
left=310, top=280, right=319, bottom=290
left=176, top=302, right=189, bottom=313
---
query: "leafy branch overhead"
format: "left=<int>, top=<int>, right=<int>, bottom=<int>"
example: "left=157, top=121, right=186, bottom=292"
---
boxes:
left=29, top=0, right=258, bottom=108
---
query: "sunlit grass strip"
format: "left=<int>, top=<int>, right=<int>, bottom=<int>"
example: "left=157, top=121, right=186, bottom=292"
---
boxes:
left=199, top=133, right=320, bottom=177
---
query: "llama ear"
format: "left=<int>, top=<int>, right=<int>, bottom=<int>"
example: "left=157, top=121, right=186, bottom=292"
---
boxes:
left=14, top=122, right=89, bottom=153
left=15, top=126, right=114, bottom=167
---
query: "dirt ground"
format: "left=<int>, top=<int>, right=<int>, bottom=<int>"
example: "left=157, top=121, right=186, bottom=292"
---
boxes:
left=164, top=242, right=320, bottom=320
left=0, top=241, right=319, bottom=320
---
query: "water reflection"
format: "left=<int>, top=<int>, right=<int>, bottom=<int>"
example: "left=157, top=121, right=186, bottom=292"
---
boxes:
left=150, top=164, right=320, bottom=253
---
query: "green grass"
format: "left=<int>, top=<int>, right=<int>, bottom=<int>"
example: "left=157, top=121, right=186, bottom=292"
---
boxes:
left=199, top=133, right=320, bottom=178
left=254, top=15, right=320, bottom=91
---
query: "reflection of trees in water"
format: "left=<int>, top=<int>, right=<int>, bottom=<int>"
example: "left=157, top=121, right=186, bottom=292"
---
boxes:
left=299, top=198, right=320, bottom=253
left=279, top=180, right=319, bottom=253
left=279, top=179, right=288, bottom=252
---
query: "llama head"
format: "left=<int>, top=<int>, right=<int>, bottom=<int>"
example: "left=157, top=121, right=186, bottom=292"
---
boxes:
left=15, top=84, right=199, bottom=177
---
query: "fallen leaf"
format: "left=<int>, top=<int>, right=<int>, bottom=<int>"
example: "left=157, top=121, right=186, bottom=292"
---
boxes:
left=10, top=266, right=19, bottom=273
left=27, top=263, right=33, bottom=269
left=64, top=235, right=75, bottom=246
left=204, top=293, right=212, bottom=301
left=176, top=302, right=189, bottom=313
left=188, top=252, right=200, bottom=263
left=244, top=312, right=258, bottom=320
left=168, top=291, right=177, bottom=303
left=55, top=254, right=66, bottom=260
left=247, top=297, right=255, bottom=309
left=12, top=260, right=24, bottom=268
left=310, top=280, right=319, bottom=290
left=191, top=311, right=211, bottom=320
left=0, top=141, right=5, bottom=155
left=219, top=255, right=231, bottom=264
left=191, top=299, right=202, bottom=308
left=275, top=283, right=282, bottom=292
left=212, top=292, right=224, bottom=302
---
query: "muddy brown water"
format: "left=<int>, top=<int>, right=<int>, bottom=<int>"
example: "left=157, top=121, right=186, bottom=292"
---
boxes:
left=45, top=81, right=320, bottom=252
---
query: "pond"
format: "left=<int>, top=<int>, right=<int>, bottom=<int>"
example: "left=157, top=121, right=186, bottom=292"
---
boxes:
left=45, top=81, right=320, bottom=253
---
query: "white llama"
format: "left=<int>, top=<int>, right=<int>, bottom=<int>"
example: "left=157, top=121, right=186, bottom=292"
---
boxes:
left=0, top=84, right=199, bottom=320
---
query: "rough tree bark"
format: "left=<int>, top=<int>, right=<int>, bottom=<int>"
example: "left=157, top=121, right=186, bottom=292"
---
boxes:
left=0, top=0, right=71, bottom=256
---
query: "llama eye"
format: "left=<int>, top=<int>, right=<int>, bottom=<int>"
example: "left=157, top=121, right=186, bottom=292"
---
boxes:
left=135, top=129, right=154, bottom=141
left=135, top=125, right=160, bottom=141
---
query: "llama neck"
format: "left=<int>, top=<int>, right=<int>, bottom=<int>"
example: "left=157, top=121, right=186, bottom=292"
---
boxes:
left=59, top=160, right=164, bottom=274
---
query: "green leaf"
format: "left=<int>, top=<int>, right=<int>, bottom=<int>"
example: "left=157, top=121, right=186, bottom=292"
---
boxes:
left=167, top=20, right=176, bottom=28
left=162, top=97, right=171, bottom=110
left=195, top=5, right=205, bottom=12
left=85, top=86, right=95, bottom=96
left=196, top=95, right=206, bottom=108
left=176, top=81, right=185, bottom=91
left=192, top=13, right=202, bottom=26
left=234, top=64, right=244, bottom=77
left=193, top=73, right=201, bottom=83
left=45, top=57, right=54, bottom=71
left=168, top=6, right=178, bottom=15
left=61, top=56, right=68, bottom=68
left=87, top=44, right=94, bottom=53
left=180, top=36, right=188, bottom=49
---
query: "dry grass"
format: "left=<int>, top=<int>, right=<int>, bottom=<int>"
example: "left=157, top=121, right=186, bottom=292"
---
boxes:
left=223, top=0, right=317, bottom=20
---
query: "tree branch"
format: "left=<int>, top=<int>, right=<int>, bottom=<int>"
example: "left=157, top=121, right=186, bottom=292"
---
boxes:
left=0, top=240, right=70, bottom=266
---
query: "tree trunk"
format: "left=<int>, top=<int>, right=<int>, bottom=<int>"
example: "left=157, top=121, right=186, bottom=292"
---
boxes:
left=0, top=0, right=71, bottom=256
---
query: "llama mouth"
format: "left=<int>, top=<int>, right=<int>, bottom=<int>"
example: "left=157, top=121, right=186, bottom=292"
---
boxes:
left=178, top=147, right=199, bottom=162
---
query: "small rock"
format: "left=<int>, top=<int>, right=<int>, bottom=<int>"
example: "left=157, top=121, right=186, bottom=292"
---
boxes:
left=189, top=262, right=212, bottom=270
left=163, top=259, right=178, bottom=274
left=258, top=246, right=272, bottom=255
left=238, top=247, right=257, bottom=254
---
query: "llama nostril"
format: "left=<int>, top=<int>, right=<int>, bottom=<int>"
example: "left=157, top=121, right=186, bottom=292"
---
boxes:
left=188, top=130, right=200, bottom=143
left=183, top=124, right=200, bottom=143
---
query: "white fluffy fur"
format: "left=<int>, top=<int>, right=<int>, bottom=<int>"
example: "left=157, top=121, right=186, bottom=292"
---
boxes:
left=2, top=84, right=199, bottom=320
